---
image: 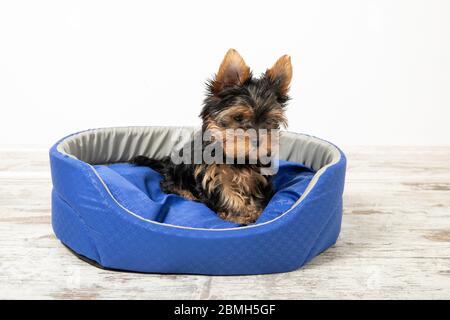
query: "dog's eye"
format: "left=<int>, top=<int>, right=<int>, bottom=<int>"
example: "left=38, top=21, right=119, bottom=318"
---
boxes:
left=233, top=115, right=244, bottom=123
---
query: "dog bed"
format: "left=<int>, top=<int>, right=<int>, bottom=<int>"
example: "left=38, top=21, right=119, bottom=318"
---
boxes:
left=50, top=126, right=346, bottom=275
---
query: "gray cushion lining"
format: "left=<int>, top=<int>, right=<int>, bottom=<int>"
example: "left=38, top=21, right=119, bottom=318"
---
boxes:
left=57, top=126, right=340, bottom=171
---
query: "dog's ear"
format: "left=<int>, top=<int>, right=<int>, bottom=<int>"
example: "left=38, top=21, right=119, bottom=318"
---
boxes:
left=211, top=49, right=251, bottom=93
left=265, top=55, right=292, bottom=97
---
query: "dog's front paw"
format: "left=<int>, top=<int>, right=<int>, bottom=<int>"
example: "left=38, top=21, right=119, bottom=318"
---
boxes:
left=218, top=210, right=261, bottom=225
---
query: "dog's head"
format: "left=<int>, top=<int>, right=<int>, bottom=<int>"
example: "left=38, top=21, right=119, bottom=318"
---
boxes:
left=201, top=49, right=292, bottom=162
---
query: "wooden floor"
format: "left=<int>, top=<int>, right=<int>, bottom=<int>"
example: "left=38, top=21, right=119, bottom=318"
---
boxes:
left=0, top=146, right=449, bottom=299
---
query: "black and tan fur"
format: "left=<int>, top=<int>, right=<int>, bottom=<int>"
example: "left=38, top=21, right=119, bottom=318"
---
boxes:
left=133, top=49, right=292, bottom=224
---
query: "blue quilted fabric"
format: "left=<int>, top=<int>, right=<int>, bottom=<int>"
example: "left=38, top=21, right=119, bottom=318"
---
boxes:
left=92, top=161, right=314, bottom=229
left=50, top=129, right=346, bottom=275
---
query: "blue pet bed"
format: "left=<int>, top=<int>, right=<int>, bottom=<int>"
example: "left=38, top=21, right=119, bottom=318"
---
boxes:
left=50, top=126, right=346, bottom=275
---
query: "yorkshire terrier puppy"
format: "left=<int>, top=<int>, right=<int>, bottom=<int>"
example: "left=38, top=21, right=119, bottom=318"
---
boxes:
left=133, top=48, right=292, bottom=224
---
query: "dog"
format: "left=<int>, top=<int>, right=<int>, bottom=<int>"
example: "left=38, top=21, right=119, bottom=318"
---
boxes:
left=132, top=48, right=292, bottom=224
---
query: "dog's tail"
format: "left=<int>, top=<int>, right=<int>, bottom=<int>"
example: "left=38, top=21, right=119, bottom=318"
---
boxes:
left=131, top=155, right=169, bottom=173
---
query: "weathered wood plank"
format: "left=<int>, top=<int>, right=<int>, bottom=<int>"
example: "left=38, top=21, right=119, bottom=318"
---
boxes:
left=0, top=146, right=449, bottom=299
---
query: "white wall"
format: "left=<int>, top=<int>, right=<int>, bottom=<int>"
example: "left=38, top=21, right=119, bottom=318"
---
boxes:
left=1, top=0, right=449, bottom=146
